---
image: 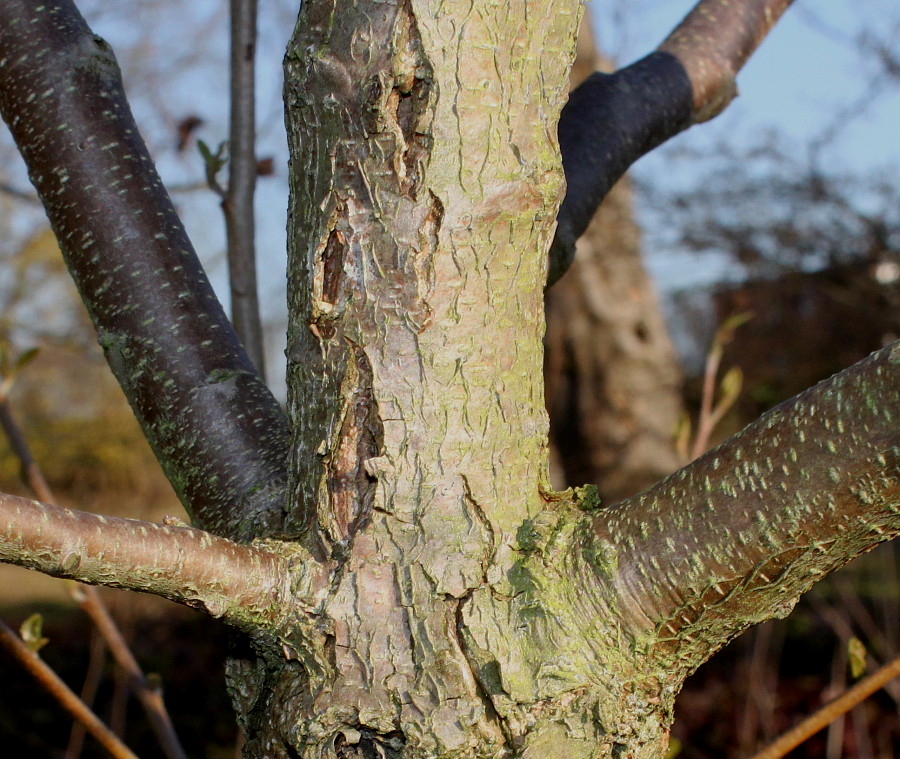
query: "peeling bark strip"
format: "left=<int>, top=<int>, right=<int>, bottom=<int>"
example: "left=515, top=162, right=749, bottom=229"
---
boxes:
left=0, top=493, right=291, bottom=630
left=0, top=0, right=290, bottom=540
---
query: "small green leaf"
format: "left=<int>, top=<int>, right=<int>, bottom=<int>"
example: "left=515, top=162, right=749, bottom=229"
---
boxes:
left=14, top=346, right=41, bottom=373
left=197, top=138, right=213, bottom=162
left=665, top=736, right=682, bottom=759
left=716, top=366, right=743, bottom=411
left=20, top=613, right=49, bottom=652
left=712, top=311, right=754, bottom=349
left=198, top=139, right=227, bottom=170
left=848, top=637, right=867, bottom=679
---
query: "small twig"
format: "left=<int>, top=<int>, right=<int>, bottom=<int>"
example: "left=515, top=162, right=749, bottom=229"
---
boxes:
left=109, top=660, right=129, bottom=740
left=690, top=339, right=723, bottom=460
left=747, top=655, right=900, bottom=759
left=66, top=628, right=107, bottom=759
left=688, top=313, right=751, bottom=460
left=825, top=646, right=846, bottom=759
left=223, top=0, right=266, bottom=379
left=0, top=399, right=56, bottom=503
left=72, top=585, right=187, bottom=759
left=810, top=593, right=900, bottom=708
left=0, top=618, right=139, bottom=759
left=0, top=397, right=187, bottom=759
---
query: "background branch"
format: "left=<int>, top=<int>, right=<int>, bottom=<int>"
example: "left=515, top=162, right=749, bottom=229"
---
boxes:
left=550, top=0, right=794, bottom=285
left=223, top=0, right=266, bottom=381
left=0, top=397, right=186, bottom=759
left=749, top=654, right=900, bottom=759
left=0, top=493, right=291, bottom=631
left=0, top=0, right=290, bottom=540
left=0, top=618, right=139, bottom=759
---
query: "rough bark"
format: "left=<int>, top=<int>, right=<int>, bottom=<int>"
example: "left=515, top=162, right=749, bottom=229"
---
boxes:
left=0, top=0, right=290, bottom=540
left=545, top=17, right=685, bottom=502
left=1, top=1, right=896, bottom=758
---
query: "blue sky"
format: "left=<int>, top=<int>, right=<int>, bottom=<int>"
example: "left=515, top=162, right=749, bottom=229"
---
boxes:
left=585, top=1, right=900, bottom=293
left=5, top=1, right=895, bottom=389
left=592, top=0, right=899, bottom=172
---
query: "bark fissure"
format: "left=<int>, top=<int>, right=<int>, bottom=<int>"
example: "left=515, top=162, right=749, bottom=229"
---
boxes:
left=5, top=1, right=895, bottom=758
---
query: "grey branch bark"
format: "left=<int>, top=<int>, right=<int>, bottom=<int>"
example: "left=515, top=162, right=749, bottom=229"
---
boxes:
left=550, top=0, right=795, bottom=285
left=0, top=0, right=290, bottom=540
left=582, top=341, right=900, bottom=676
left=0, top=492, right=291, bottom=631
left=224, top=0, right=267, bottom=380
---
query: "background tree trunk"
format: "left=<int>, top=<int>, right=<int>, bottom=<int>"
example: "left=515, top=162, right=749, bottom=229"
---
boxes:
left=545, top=17, right=685, bottom=502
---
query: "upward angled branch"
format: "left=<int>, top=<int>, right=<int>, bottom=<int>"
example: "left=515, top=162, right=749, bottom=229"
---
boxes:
left=550, top=0, right=794, bottom=285
left=0, top=0, right=290, bottom=540
left=583, top=341, right=899, bottom=677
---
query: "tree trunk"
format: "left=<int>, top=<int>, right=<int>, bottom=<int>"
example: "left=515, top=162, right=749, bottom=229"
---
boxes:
left=1, top=2, right=897, bottom=759
left=251, top=0, right=616, bottom=755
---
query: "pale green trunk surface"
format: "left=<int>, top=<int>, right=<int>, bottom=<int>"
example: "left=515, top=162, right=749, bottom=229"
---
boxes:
left=227, top=0, right=667, bottom=757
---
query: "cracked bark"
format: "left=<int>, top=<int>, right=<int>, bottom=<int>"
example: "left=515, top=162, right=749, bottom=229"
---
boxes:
left=1, top=0, right=896, bottom=757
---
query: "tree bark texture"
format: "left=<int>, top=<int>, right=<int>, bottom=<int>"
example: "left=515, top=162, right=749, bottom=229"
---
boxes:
left=257, top=0, right=594, bottom=755
left=0, top=2, right=897, bottom=759
left=545, top=17, right=685, bottom=503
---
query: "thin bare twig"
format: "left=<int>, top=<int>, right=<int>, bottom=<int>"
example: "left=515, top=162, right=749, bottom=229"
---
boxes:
left=690, top=343, right=724, bottom=460
left=0, top=397, right=188, bottom=759
left=0, top=618, right=139, bottom=759
left=223, top=0, right=266, bottom=379
left=748, top=655, right=900, bottom=759
left=65, top=629, right=106, bottom=759
left=73, top=586, right=187, bottom=759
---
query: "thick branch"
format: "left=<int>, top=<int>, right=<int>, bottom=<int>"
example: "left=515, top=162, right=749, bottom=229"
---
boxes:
left=0, top=492, right=291, bottom=631
left=224, top=0, right=266, bottom=380
left=550, top=0, right=794, bottom=285
left=585, top=341, right=899, bottom=675
left=658, top=0, right=793, bottom=121
left=0, top=0, right=290, bottom=540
